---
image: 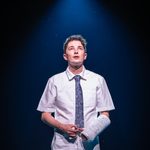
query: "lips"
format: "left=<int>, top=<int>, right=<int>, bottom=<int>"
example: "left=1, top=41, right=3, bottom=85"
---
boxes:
left=73, top=56, right=79, bottom=59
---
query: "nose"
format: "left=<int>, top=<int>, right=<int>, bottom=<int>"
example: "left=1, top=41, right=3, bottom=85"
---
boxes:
left=74, top=49, right=78, bottom=54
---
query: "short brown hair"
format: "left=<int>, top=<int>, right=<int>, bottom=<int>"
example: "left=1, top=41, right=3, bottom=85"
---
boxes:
left=63, top=34, right=87, bottom=53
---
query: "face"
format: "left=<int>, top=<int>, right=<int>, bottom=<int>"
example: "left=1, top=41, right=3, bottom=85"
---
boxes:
left=63, top=40, right=87, bottom=67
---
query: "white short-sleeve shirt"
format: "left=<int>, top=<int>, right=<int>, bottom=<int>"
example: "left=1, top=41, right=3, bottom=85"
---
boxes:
left=37, top=67, right=115, bottom=150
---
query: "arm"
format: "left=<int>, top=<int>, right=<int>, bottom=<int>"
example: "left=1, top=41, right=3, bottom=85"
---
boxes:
left=81, top=111, right=111, bottom=141
left=41, top=112, right=80, bottom=137
left=100, top=111, right=109, bottom=117
left=81, top=77, right=115, bottom=141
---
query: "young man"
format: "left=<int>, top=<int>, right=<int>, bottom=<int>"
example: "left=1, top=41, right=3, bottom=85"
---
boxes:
left=37, top=35, right=115, bottom=150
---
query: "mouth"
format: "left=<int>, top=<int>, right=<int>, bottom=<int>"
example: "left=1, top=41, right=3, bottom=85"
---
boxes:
left=73, top=56, right=79, bottom=59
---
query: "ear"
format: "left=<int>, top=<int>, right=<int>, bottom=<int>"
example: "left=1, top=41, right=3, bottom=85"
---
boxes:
left=84, top=53, right=87, bottom=60
left=63, top=53, right=68, bottom=61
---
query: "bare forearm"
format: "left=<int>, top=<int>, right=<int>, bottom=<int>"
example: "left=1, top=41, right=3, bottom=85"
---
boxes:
left=41, top=112, right=63, bottom=130
left=41, top=112, right=80, bottom=137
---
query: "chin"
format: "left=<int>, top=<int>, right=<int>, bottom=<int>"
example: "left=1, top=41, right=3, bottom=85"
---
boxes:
left=70, top=61, right=83, bottom=68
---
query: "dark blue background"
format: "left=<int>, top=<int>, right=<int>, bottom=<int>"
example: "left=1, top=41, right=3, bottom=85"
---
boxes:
left=1, top=0, right=149, bottom=150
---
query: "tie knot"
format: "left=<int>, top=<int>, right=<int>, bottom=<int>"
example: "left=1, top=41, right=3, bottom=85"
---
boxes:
left=74, top=75, right=81, bottom=82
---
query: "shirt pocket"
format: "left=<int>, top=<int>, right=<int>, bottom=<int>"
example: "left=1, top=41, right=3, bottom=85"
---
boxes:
left=83, top=88, right=96, bottom=107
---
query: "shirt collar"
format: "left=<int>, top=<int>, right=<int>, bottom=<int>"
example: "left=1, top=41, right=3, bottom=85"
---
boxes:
left=65, top=66, right=87, bottom=81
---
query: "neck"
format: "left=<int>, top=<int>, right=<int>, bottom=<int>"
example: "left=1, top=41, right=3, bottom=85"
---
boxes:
left=68, top=64, right=83, bottom=75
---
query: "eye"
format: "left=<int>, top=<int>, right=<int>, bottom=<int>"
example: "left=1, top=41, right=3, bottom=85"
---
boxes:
left=68, top=47, right=74, bottom=50
left=78, top=46, right=84, bottom=50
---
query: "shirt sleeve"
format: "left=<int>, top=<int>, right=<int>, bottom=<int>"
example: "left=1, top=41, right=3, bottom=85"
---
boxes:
left=96, top=77, right=115, bottom=112
left=37, top=77, right=56, bottom=113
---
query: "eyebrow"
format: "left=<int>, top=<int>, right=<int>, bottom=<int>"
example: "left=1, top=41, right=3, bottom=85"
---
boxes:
left=68, top=45, right=84, bottom=49
left=68, top=46, right=74, bottom=48
left=78, top=46, right=84, bottom=48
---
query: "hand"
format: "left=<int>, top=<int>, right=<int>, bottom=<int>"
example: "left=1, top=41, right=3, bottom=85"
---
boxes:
left=59, top=124, right=79, bottom=137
